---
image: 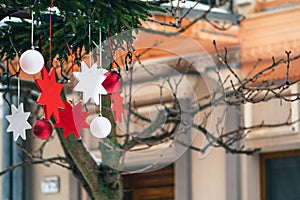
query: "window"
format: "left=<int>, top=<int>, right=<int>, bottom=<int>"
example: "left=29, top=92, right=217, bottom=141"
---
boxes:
left=261, top=150, right=300, bottom=200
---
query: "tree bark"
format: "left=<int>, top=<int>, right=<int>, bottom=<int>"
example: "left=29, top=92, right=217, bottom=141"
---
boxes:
left=55, top=92, right=121, bottom=199
left=56, top=128, right=120, bottom=200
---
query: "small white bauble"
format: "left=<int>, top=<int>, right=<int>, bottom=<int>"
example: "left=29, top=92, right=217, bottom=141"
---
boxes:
left=20, top=49, right=44, bottom=74
left=90, top=116, right=112, bottom=138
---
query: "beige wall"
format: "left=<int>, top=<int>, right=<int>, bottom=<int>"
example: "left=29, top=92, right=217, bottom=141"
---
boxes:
left=191, top=139, right=227, bottom=200
left=241, top=154, right=260, bottom=200
left=26, top=133, right=72, bottom=200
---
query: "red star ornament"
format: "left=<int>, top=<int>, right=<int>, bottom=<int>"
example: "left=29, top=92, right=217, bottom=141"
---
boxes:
left=110, top=92, right=124, bottom=122
left=55, top=101, right=90, bottom=139
left=35, top=68, right=64, bottom=121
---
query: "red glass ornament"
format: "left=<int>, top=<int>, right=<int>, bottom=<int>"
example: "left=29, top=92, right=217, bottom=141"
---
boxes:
left=32, top=119, right=53, bottom=140
left=102, top=71, right=122, bottom=93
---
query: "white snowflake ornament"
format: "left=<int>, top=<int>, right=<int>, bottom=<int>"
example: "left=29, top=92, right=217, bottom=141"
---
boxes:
left=73, top=62, right=108, bottom=105
left=6, top=103, right=32, bottom=141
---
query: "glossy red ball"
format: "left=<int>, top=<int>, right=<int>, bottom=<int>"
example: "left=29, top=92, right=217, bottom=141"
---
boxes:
left=32, top=119, right=53, bottom=140
left=102, top=71, right=122, bottom=93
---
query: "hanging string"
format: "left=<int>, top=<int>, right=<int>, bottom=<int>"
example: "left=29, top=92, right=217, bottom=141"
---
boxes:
left=17, top=70, right=20, bottom=106
left=15, top=51, right=20, bottom=106
left=99, top=28, right=102, bottom=69
left=31, top=10, right=34, bottom=49
left=49, top=0, right=54, bottom=68
left=89, top=20, right=103, bottom=115
left=88, top=21, right=92, bottom=67
left=99, top=28, right=102, bottom=116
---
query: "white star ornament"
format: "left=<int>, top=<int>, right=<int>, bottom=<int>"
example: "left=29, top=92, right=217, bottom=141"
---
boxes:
left=5, top=103, right=32, bottom=141
left=73, top=62, right=107, bottom=105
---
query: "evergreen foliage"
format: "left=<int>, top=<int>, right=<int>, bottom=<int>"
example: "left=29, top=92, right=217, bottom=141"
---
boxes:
left=0, top=0, right=163, bottom=62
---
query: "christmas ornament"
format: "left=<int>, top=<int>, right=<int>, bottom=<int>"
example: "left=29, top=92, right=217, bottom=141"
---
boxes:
left=90, top=116, right=112, bottom=138
left=20, top=49, right=44, bottom=74
left=5, top=103, right=31, bottom=141
left=110, top=91, right=124, bottom=122
left=55, top=101, right=90, bottom=139
left=73, top=62, right=107, bottom=105
left=32, top=119, right=53, bottom=140
left=35, top=67, right=64, bottom=121
left=103, top=71, right=122, bottom=93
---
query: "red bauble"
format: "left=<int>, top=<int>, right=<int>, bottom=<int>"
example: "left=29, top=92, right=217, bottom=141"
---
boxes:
left=32, top=119, right=53, bottom=140
left=102, top=71, right=122, bottom=93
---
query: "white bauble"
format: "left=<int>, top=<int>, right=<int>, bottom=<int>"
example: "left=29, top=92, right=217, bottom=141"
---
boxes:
left=90, top=116, right=112, bottom=138
left=20, top=49, right=44, bottom=74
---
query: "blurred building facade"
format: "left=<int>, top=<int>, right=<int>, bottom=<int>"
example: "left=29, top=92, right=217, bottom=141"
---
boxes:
left=1, top=0, right=300, bottom=199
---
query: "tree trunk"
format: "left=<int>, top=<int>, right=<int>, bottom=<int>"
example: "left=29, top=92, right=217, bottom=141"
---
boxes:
left=56, top=128, right=121, bottom=200
left=55, top=93, right=121, bottom=199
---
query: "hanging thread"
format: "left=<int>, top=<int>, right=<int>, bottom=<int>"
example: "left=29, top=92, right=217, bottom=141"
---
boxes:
left=99, top=28, right=102, bottom=116
left=49, top=0, right=54, bottom=68
left=88, top=21, right=92, bottom=67
left=31, top=10, right=34, bottom=49
left=99, top=28, right=102, bottom=68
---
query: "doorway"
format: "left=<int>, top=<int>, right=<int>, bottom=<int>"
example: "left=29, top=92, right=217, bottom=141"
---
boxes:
left=123, top=165, right=174, bottom=200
